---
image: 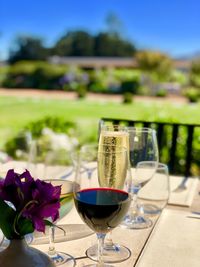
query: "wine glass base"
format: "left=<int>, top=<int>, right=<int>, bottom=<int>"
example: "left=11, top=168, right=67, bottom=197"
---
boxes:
left=142, top=203, right=162, bottom=215
left=49, top=252, right=76, bottom=266
left=121, top=214, right=153, bottom=229
left=83, top=264, right=114, bottom=267
left=86, top=243, right=131, bottom=263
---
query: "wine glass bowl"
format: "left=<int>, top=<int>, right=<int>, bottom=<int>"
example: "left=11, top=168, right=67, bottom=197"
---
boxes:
left=138, top=163, right=170, bottom=215
left=74, top=188, right=131, bottom=235
left=79, top=144, right=98, bottom=183
left=27, top=140, right=75, bottom=180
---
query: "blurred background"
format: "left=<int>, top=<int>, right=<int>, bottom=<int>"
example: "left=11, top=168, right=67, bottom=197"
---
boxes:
left=0, top=0, right=200, bottom=176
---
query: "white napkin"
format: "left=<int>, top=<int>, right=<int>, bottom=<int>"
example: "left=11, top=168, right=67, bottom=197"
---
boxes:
left=168, top=176, right=199, bottom=206
left=135, top=209, right=200, bottom=267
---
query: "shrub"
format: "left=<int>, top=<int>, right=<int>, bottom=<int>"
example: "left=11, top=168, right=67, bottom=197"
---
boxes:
left=5, top=117, right=77, bottom=159
left=0, top=66, right=9, bottom=86
left=155, top=88, right=167, bottom=97
left=120, top=80, right=140, bottom=94
left=184, top=87, right=200, bottom=103
left=122, top=92, right=133, bottom=104
left=2, top=61, right=67, bottom=89
left=76, top=86, right=87, bottom=98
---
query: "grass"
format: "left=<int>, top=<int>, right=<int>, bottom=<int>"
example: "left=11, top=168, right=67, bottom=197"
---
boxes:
left=0, top=95, right=200, bottom=148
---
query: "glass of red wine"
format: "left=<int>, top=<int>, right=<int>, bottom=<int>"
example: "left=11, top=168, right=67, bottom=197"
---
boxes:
left=86, top=144, right=132, bottom=263
left=73, top=146, right=132, bottom=267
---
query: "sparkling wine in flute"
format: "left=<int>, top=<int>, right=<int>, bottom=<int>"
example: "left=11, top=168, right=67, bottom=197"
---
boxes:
left=98, top=131, right=129, bottom=189
left=99, top=131, right=129, bottom=150
left=98, top=148, right=128, bottom=189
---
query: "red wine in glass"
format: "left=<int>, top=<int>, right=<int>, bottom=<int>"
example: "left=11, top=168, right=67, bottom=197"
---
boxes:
left=74, top=188, right=131, bottom=233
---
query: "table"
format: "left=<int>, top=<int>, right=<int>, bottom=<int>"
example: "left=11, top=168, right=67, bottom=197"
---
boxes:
left=31, top=180, right=200, bottom=267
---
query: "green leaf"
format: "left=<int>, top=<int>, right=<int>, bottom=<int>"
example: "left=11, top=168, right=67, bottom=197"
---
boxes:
left=0, top=199, right=16, bottom=239
left=17, top=217, right=34, bottom=236
left=44, top=220, right=66, bottom=235
left=44, top=219, right=54, bottom=227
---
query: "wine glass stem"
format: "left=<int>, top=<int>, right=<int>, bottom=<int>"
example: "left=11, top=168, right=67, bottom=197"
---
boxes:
left=97, top=233, right=106, bottom=266
left=48, top=226, right=57, bottom=256
left=105, top=231, right=113, bottom=246
left=128, top=186, right=141, bottom=217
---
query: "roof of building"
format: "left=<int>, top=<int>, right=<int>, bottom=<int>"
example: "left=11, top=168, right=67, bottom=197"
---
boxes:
left=49, top=56, right=191, bottom=70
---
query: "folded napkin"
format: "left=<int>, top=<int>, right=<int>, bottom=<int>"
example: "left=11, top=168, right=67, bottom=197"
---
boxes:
left=135, top=209, right=200, bottom=267
left=168, top=176, right=199, bottom=207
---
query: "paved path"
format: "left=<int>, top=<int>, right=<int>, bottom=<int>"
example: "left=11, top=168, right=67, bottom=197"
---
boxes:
left=0, top=88, right=187, bottom=104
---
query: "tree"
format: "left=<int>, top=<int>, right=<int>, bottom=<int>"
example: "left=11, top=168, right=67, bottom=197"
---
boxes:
left=189, top=59, right=200, bottom=87
left=94, top=32, right=136, bottom=57
left=53, top=30, right=136, bottom=57
left=9, top=36, right=48, bottom=63
left=105, top=12, right=124, bottom=37
left=135, top=50, right=172, bottom=80
left=54, top=30, right=94, bottom=56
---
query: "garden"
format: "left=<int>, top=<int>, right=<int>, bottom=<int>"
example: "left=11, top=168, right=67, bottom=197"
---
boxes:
left=0, top=51, right=200, bottom=176
left=0, top=93, right=200, bottom=176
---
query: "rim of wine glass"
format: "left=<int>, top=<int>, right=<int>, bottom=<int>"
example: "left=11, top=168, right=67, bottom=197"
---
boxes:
left=100, top=124, right=128, bottom=131
left=156, top=162, right=169, bottom=173
left=43, top=179, right=74, bottom=196
left=126, top=127, right=156, bottom=133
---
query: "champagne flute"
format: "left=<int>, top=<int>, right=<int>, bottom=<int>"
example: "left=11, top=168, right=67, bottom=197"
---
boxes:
left=97, top=125, right=130, bottom=263
left=121, top=127, right=159, bottom=229
left=99, top=125, right=130, bottom=262
left=73, top=147, right=131, bottom=267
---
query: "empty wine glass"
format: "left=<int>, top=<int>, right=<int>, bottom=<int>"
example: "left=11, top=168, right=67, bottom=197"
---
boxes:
left=121, top=127, right=159, bottom=229
left=73, top=147, right=131, bottom=267
left=26, top=140, right=76, bottom=266
left=79, top=144, right=98, bottom=185
left=44, top=179, right=75, bottom=266
left=27, top=140, right=74, bottom=180
left=138, top=163, right=170, bottom=215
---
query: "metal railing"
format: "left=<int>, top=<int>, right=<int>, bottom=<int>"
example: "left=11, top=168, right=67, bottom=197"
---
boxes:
left=99, top=118, right=200, bottom=177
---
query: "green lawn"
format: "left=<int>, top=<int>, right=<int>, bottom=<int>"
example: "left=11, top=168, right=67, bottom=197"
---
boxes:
left=0, top=95, right=200, bottom=148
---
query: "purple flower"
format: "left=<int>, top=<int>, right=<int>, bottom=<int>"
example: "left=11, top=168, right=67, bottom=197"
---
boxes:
left=0, top=169, right=61, bottom=233
left=0, top=169, right=33, bottom=210
left=22, top=179, right=61, bottom=232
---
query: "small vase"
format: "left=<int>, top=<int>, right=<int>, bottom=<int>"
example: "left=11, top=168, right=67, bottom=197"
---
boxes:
left=0, top=238, right=55, bottom=267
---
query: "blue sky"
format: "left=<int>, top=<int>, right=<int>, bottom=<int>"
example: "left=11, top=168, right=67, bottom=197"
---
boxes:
left=1, top=0, right=200, bottom=60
